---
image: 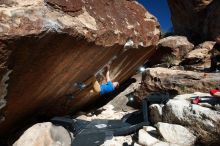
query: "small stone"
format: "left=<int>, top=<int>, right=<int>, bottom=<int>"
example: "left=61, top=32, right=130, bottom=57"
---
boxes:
left=156, top=122, right=196, bottom=146
left=138, top=129, right=160, bottom=146
left=149, top=104, right=162, bottom=124
left=143, top=126, right=158, bottom=136
left=143, top=126, right=156, bottom=132
left=214, top=104, right=220, bottom=111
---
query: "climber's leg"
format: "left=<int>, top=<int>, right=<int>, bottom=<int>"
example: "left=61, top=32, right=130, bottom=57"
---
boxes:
left=92, top=80, right=101, bottom=93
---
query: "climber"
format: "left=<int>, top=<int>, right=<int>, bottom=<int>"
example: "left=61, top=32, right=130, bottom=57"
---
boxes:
left=92, top=65, right=119, bottom=95
left=67, top=65, right=119, bottom=99
left=210, top=39, right=220, bottom=72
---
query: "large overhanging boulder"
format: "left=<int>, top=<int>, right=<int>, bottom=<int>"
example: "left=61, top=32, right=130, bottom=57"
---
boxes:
left=167, top=0, right=220, bottom=42
left=0, top=0, right=160, bottom=136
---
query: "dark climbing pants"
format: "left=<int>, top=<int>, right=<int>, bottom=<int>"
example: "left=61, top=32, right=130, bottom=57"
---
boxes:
left=210, top=55, right=220, bottom=71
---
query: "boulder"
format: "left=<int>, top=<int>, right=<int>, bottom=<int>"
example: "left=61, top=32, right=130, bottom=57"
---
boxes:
left=148, top=36, right=194, bottom=66
left=138, top=128, right=182, bottom=146
left=13, top=122, right=71, bottom=146
left=163, top=99, right=220, bottom=145
left=168, top=0, right=220, bottom=42
left=136, top=67, right=220, bottom=99
left=149, top=104, right=163, bottom=124
left=181, top=41, right=215, bottom=70
left=143, top=126, right=158, bottom=135
left=142, top=126, right=160, bottom=139
left=0, top=0, right=160, bottom=136
left=138, top=129, right=160, bottom=146
left=156, top=122, right=196, bottom=146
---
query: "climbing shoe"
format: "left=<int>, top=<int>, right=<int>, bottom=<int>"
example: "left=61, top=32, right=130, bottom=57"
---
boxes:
left=74, top=82, right=87, bottom=90
left=192, top=96, right=201, bottom=104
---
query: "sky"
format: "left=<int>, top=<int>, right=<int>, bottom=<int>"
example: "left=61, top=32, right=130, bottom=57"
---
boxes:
left=138, top=0, right=172, bottom=32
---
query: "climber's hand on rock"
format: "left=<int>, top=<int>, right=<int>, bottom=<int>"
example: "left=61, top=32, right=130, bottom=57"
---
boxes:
left=105, top=64, right=110, bottom=70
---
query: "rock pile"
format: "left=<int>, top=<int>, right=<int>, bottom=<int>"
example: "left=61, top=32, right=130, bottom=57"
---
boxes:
left=13, top=91, right=220, bottom=146
left=149, top=93, right=220, bottom=146
left=181, top=41, right=215, bottom=70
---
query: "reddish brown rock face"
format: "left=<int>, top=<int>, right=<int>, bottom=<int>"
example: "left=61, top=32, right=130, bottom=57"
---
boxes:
left=168, top=0, right=220, bottom=42
left=0, top=0, right=160, bottom=135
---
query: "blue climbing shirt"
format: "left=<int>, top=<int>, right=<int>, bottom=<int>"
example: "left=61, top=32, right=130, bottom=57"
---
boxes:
left=100, top=81, right=115, bottom=95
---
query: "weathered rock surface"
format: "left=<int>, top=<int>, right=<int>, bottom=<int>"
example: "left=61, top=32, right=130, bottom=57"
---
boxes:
left=138, top=129, right=160, bottom=146
left=138, top=127, right=181, bottom=146
left=156, top=122, right=196, bottom=146
left=181, top=41, right=215, bottom=70
left=163, top=99, right=220, bottom=145
left=143, top=126, right=158, bottom=136
left=0, top=0, right=160, bottom=136
left=13, top=122, right=71, bottom=146
left=137, top=67, right=220, bottom=99
left=168, top=0, right=220, bottom=42
left=149, top=104, right=163, bottom=124
left=148, top=36, right=194, bottom=66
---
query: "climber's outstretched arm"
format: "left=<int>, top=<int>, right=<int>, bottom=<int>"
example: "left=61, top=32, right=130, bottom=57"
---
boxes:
left=105, top=65, right=111, bottom=82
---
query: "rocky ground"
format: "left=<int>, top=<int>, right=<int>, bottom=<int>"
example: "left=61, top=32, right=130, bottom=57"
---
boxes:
left=1, top=0, right=220, bottom=146
left=13, top=73, right=220, bottom=146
